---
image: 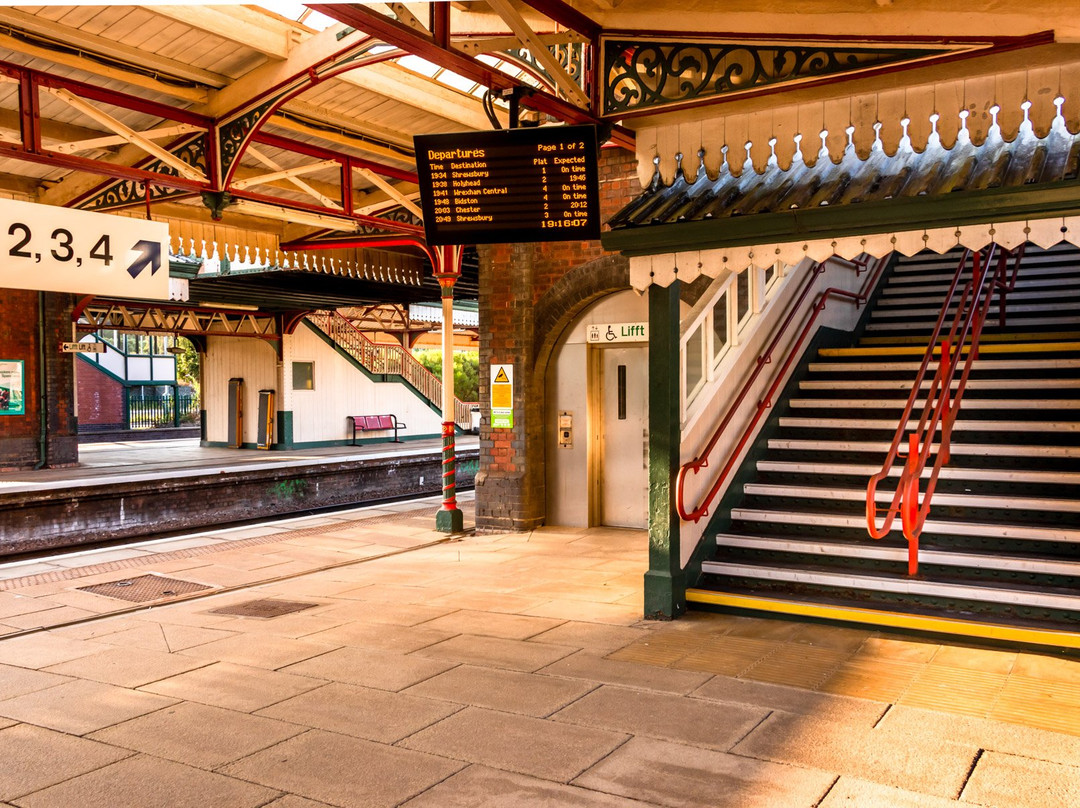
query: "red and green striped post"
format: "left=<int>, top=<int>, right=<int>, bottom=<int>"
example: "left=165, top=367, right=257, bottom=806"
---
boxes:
left=434, top=244, right=464, bottom=534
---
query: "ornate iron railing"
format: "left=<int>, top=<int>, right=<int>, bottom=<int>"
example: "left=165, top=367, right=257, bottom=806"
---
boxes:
left=866, top=243, right=1025, bottom=574
left=307, top=310, right=475, bottom=429
left=676, top=254, right=886, bottom=522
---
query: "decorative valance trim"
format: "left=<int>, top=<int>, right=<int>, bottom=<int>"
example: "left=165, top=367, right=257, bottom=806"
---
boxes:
left=633, top=61, right=1080, bottom=187
left=629, top=214, right=1080, bottom=290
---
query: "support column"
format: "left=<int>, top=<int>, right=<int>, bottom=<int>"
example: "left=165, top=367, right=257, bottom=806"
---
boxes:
left=644, top=281, right=685, bottom=619
left=434, top=244, right=464, bottom=533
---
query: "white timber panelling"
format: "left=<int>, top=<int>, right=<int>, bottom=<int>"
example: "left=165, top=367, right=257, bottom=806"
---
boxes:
left=287, top=324, right=445, bottom=444
left=204, top=336, right=278, bottom=445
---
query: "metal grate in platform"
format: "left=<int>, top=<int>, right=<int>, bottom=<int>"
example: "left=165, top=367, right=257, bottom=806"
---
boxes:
left=208, top=599, right=319, bottom=618
left=77, top=574, right=212, bottom=602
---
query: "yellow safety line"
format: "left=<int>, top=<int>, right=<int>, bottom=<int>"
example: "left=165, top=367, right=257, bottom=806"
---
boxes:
left=820, top=342, right=1080, bottom=357
left=860, top=331, right=1080, bottom=346
left=685, top=589, right=1080, bottom=649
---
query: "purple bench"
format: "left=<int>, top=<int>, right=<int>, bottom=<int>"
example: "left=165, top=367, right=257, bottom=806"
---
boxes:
left=347, top=414, right=406, bottom=444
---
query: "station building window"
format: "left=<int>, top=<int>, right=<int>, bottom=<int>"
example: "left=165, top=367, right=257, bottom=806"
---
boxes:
left=292, top=361, right=315, bottom=390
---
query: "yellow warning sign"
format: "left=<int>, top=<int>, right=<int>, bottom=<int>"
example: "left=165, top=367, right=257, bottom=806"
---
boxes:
left=492, top=384, right=512, bottom=409
left=491, top=363, right=513, bottom=428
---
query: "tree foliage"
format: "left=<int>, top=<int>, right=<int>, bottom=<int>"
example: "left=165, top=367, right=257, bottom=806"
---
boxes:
left=174, top=337, right=200, bottom=395
left=413, top=349, right=479, bottom=401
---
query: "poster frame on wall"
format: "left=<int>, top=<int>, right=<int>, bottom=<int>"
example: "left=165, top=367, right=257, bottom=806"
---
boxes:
left=0, top=359, right=26, bottom=416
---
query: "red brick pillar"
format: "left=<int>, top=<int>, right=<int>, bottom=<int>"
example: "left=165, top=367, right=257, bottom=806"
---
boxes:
left=474, top=146, right=640, bottom=532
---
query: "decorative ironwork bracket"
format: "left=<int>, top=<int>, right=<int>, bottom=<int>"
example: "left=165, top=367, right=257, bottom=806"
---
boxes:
left=602, top=37, right=1001, bottom=116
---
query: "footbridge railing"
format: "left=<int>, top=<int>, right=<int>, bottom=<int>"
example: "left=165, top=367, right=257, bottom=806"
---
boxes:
left=676, top=254, right=888, bottom=523
left=306, top=310, right=476, bottom=430
left=866, top=243, right=1025, bottom=574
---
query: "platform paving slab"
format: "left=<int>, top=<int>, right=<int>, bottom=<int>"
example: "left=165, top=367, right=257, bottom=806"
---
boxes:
left=175, top=631, right=337, bottom=669
left=138, top=661, right=327, bottom=713
left=0, top=664, right=69, bottom=701
left=539, top=650, right=714, bottom=695
left=0, top=724, right=132, bottom=803
left=572, top=735, right=836, bottom=808
left=91, top=622, right=236, bottom=653
left=0, top=678, right=178, bottom=735
left=13, top=753, right=279, bottom=808
left=817, top=778, right=964, bottom=808
left=527, top=621, right=650, bottom=654
left=88, top=701, right=305, bottom=768
left=415, top=608, right=565, bottom=640
left=256, top=681, right=463, bottom=743
left=262, top=796, right=336, bottom=808
left=43, top=645, right=208, bottom=688
left=691, top=675, right=889, bottom=724
left=414, top=633, right=578, bottom=672
left=731, top=709, right=979, bottom=798
left=552, top=684, right=770, bottom=751
left=523, top=598, right=643, bottom=626
left=400, top=764, right=663, bottom=808
left=960, top=750, right=1080, bottom=808
left=403, top=663, right=598, bottom=717
left=0, top=633, right=104, bottom=669
left=220, top=728, right=465, bottom=808
left=399, top=705, right=630, bottom=783
left=304, top=620, right=456, bottom=653
left=279, top=645, right=457, bottom=691
left=875, top=705, right=1080, bottom=761
left=2, top=605, right=99, bottom=631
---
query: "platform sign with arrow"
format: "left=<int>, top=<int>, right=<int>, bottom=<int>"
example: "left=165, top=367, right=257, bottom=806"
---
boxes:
left=0, top=198, right=170, bottom=299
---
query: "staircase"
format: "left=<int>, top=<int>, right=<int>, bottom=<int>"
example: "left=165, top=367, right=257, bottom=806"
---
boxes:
left=691, top=243, right=1080, bottom=645
left=306, top=310, right=476, bottom=430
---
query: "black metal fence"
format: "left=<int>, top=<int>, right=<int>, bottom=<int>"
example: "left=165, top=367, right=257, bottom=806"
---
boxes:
left=126, top=393, right=200, bottom=429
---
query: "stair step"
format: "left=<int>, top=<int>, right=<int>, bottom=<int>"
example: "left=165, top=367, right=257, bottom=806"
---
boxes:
left=779, top=417, right=1080, bottom=433
left=808, top=359, right=1080, bottom=373
left=756, top=460, right=1080, bottom=485
left=789, top=397, right=1080, bottom=410
left=884, top=266, right=1080, bottom=288
left=879, top=288, right=1080, bottom=307
left=821, top=342, right=1080, bottom=358
left=700, top=560, right=1080, bottom=611
left=767, top=439, right=1080, bottom=458
left=866, top=315, right=1080, bottom=332
left=800, top=378, right=1080, bottom=391
left=729, top=508, right=1080, bottom=542
left=713, top=534, right=1080, bottom=576
left=858, top=331, right=1080, bottom=346
left=742, top=483, right=1080, bottom=512
left=871, top=304, right=1080, bottom=323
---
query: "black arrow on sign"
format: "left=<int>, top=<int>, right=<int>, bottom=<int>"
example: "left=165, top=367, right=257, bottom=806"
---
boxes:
left=126, top=239, right=162, bottom=279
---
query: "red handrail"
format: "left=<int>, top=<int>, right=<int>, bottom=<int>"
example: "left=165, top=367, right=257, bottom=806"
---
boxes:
left=676, top=254, right=887, bottom=523
left=866, top=243, right=1025, bottom=574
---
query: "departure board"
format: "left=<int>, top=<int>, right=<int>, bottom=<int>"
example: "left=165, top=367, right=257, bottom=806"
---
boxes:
left=414, top=125, right=600, bottom=246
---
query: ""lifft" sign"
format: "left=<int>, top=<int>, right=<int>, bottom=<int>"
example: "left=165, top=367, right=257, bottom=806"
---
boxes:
left=586, top=322, right=648, bottom=344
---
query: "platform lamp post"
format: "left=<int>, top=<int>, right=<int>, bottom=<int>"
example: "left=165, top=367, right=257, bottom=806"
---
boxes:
left=432, top=243, right=464, bottom=533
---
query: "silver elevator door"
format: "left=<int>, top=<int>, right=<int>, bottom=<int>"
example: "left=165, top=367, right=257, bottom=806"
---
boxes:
left=599, top=345, right=648, bottom=528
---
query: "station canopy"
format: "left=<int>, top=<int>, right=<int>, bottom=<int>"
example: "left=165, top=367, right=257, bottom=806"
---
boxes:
left=2, top=2, right=1080, bottom=304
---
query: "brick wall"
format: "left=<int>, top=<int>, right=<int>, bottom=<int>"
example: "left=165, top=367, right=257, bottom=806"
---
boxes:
left=76, top=360, right=125, bottom=427
left=475, top=146, right=638, bottom=531
left=0, top=290, right=78, bottom=470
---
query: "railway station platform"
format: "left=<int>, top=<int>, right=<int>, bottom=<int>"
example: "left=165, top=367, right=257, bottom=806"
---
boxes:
left=0, top=437, right=479, bottom=556
left=0, top=505, right=1077, bottom=807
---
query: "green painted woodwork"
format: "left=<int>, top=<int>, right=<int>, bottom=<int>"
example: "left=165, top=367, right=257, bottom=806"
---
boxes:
left=603, top=178, right=1080, bottom=257
left=644, top=281, right=686, bottom=619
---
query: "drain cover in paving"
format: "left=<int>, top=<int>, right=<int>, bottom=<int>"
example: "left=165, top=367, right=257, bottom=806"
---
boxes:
left=77, top=574, right=212, bottom=603
left=209, top=599, right=319, bottom=618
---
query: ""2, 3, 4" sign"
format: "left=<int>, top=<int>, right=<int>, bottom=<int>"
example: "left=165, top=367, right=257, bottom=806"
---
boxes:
left=0, top=198, right=170, bottom=299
